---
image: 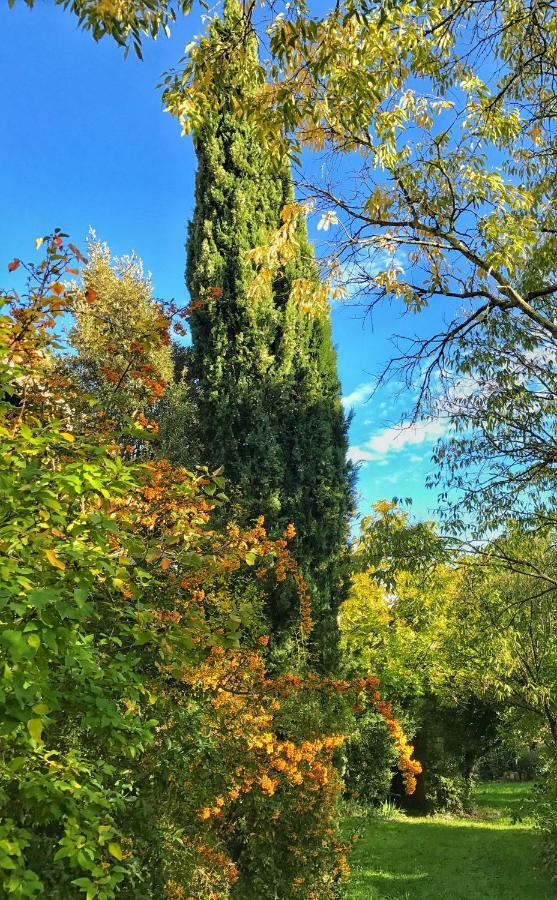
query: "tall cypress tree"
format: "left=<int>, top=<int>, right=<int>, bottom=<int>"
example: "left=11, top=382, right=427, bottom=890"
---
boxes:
left=185, top=3, right=353, bottom=664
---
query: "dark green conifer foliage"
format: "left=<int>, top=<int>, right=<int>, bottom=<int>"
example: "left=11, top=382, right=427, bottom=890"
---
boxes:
left=185, top=3, right=353, bottom=664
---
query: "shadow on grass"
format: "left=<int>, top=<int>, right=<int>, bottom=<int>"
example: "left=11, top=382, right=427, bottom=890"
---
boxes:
left=346, top=816, right=549, bottom=900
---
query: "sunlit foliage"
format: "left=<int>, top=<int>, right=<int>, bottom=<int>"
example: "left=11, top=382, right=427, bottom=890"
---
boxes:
left=0, top=235, right=415, bottom=897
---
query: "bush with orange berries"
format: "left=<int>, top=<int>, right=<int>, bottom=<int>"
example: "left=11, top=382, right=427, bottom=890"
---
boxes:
left=0, top=234, right=420, bottom=899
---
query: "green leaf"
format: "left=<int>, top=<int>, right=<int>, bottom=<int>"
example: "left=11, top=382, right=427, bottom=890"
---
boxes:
left=27, top=719, right=43, bottom=742
left=71, top=877, right=97, bottom=895
left=108, top=842, right=123, bottom=860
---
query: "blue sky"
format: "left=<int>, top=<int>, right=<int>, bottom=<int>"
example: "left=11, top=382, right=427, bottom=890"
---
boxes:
left=0, top=4, right=449, bottom=524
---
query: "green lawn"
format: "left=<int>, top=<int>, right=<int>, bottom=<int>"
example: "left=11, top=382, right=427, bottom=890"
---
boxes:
left=344, top=783, right=551, bottom=899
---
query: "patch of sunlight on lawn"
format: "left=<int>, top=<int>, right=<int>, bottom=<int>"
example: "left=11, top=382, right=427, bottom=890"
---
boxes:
left=344, top=783, right=550, bottom=900
left=359, top=869, right=428, bottom=882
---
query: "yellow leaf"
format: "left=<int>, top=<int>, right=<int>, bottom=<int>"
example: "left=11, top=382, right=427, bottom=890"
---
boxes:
left=35, top=237, right=44, bottom=250
left=27, top=719, right=43, bottom=742
left=44, top=548, right=65, bottom=570
left=529, top=124, right=543, bottom=146
left=27, top=633, right=40, bottom=650
left=59, top=432, right=75, bottom=443
left=32, top=703, right=50, bottom=714
left=108, top=843, right=123, bottom=860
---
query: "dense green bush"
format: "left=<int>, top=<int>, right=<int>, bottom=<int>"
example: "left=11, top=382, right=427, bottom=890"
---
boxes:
left=426, top=774, right=473, bottom=815
left=343, top=709, right=398, bottom=807
left=0, top=235, right=359, bottom=898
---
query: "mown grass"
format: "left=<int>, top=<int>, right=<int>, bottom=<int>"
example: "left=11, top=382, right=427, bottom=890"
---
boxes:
left=344, top=782, right=551, bottom=899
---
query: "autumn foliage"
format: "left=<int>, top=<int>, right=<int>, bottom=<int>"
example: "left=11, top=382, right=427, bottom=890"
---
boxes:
left=0, top=233, right=419, bottom=898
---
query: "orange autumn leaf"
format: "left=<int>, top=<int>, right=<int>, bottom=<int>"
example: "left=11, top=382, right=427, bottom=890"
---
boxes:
left=8, top=259, right=20, bottom=272
left=160, top=558, right=171, bottom=571
left=68, top=242, right=88, bottom=263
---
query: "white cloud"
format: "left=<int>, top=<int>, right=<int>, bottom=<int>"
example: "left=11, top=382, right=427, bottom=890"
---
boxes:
left=348, top=418, right=448, bottom=466
left=341, top=381, right=374, bottom=409
left=347, top=446, right=389, bottom=465
left=367, top=419, right=448, bottom=455
left=347, top=446, right=376, bottom=463
left=376, top=472, right=404, bottom=485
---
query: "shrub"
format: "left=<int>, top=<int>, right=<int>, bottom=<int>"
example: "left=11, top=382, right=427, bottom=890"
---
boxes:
left=0, top=235, right=349, bottom=897
left=0, top=233, right=420, bottom=898
left=344, top=709, right=398, bottom=806
left=426, top=774, right=473, bottom=815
